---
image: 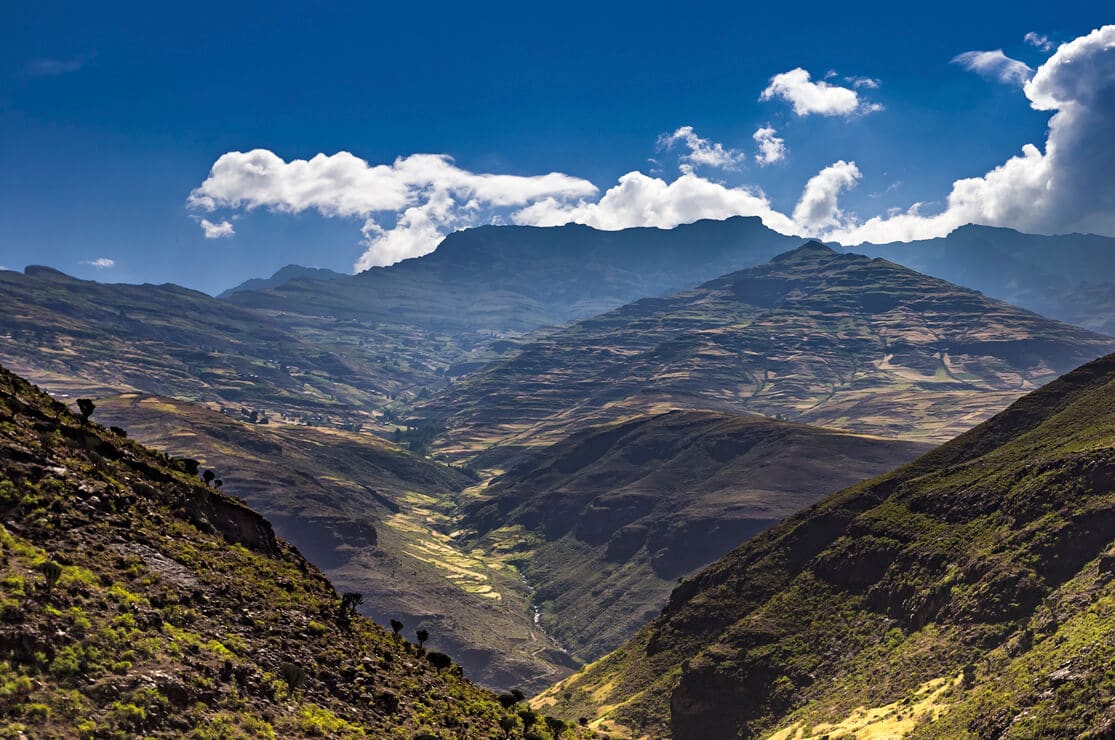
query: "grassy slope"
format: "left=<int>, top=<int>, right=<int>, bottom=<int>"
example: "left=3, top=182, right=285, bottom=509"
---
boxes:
left=90, top=394, right=576, bottom=694
left=0, top=365, right=592, bottom=739
left=538, top=353, right=1115, bottom=739
left=421, top=244, right=1115, bottom=461
left=462, top=410, right=930, bottom=663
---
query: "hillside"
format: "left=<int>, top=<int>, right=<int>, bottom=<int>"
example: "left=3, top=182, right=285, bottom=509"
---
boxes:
left=852, top=225, right=1115, bottom=335
left=218, top=264, right=348, bottom=298
left=224, top=217, right=802, bottom=332
left=0, top=264, right=505, bottom=429
left=421, top=242, right=1115, bottom=460
left=461, top=411, right=930, bottom=662
left=91, top=394, right=576, bottom=692
left=0, top=364, right=585, bottom=738
left=539, top=352, right=1115, bottom=739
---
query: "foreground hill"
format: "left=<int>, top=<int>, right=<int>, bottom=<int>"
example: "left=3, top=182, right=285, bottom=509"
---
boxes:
left=422, top=242, right=1115, bottom=459
left=540, top=353, right=1115, bottom=739
left=225, top=217, right=802, bottom=332
left=91, top=394, right=575, bottom=692
left=0, top=365, right=583, bottom=737
left=462, top=411, right=930, bottom=662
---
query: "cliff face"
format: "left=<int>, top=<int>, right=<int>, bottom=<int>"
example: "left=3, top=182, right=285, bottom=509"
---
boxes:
left=0, top=365, right=577, bottom=738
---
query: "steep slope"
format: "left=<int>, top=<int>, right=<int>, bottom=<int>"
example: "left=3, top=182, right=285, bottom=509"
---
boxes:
left=0, top=364, right=579, bottom=738
left=539, top=353, right=1115, bottom=739
left=218, top=264, right=348, bottom=298
left=91, top=394, right=575, bottom=692
left=852, top=225, right=1115, bottom=335
left=422, top=242, right=1115, bottom=460
left=225, top=217, right=802, bottom=332
left=462, top=411, right=930, bottom=662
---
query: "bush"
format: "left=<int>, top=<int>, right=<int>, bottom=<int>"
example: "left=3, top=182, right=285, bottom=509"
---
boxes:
left=425, top=651, right=452, bottom=671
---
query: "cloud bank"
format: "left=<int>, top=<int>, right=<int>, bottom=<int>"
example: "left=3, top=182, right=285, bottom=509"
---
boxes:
left=188, top=26, right=1115, bottom=264
left=81, top=258, right=115, bottom=269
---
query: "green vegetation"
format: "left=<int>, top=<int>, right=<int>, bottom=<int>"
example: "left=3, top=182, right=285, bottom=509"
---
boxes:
left=539, top=351, right=1115, bottom=738
left=0, top=362, right=589, bottom=738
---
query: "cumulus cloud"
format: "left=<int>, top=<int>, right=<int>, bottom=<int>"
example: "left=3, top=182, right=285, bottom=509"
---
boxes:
left=791, top=161, right=862, bottom=231
left=752, top=126, right=787, bottom=165
left=657, top=126, right=746, bottom=172
left=830, top=25, right=1115, bottom=244
left=952, top=50, right=1034, bottom=86
left=760, top=68, right=882, bottom=116
left=81, top=258, right=115, bottom=269
left=511, top=170, right=798, bottom=234
left=199, top=218, right=235, bottom=239
left=188, top=150, right=597, bottom=270
left=1024, top=32, right=1054, bottom=52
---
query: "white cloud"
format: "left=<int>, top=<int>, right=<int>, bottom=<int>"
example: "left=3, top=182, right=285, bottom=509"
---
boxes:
left=511, top=171, right=798, bottom=235
left=81, top=258, right=115, bottom=269
left=188, top=150, right=597, bottom=270
left=657, top=126, right=746, bottom=172
left=829, top=25, right=1115, bottom=244
left=199, top=218, right=235, bottom=239
left=1024, top=32, right=1053, bottom=52
left=760, top=68, right=882, bottom=117
left=752, top=126, right=787, bottom=165
left=952, top=50, right=1034, bottom=86
left=791, top=161, right=862, bottom=231
left=846, top=76, right=881, bottom=89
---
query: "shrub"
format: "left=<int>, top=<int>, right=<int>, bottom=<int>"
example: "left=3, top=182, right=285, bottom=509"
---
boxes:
left=39, top=561, right=63, bottom=598
left=76, top=399, right=96, bottom=421
left=425, top=651, right=452, bottom=671
left=279, top=662, right=307, bottom=697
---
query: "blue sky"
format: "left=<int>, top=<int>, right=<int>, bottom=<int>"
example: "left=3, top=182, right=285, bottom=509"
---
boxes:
left=1, top=1, right=1111, bottom=293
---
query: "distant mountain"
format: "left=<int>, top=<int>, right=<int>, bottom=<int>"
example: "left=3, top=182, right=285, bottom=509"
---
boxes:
left=462, top=410, right=929, bottom=663
left=225, top=217, right=803, bottom=332
left=218, top=264, right=348, bottom=298
left=92, top=393, right=575, bottom=692
left=850, top=224, right=1115, bottom=335
left=420, top=242, right=1115, bottom=457
left=539, top=351, right=1115, bottom=739
left=0, top=363, right=550, bottom=738
left=0, top=265, right=494, bottom=428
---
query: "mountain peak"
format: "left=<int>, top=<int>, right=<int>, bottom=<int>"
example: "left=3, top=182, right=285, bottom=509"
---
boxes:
left=771, top=240, right=837, bottom=262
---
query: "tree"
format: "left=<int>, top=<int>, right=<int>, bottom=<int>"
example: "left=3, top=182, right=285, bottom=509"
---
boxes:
left=390, top=618, right=404, bottom=636
left=415, top=628, right=429, bottom=648
left=76, top=398, right=96, bottom=421
left=109, top=426, right=128, bottom=438
left=202, top=470, right=215, bottom=486
left=544, top=716, right=566, bottom=736
left=518, top=708, right=538, bottom=729
left=214, top=480, right=223, bottom=489
left=425, top=651, right=452, bottom=671
left=279, top=662, right=307, bottom=697
left=40, top=561, right=63, bottom=599
left=498, top=692, right=520, bottom=709
left=338, top=592, right=364, bottom=624
left=499, top=715, right=518, bottom=737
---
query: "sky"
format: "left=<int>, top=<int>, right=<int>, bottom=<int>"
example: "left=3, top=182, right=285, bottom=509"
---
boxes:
left=1, top=1, right=1112, bottom=294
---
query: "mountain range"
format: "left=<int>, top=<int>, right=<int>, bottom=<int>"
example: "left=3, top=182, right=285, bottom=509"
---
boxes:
left=419, top=242, right=1115, bottom=461
left=3, top=216, right=1115, bottom=737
